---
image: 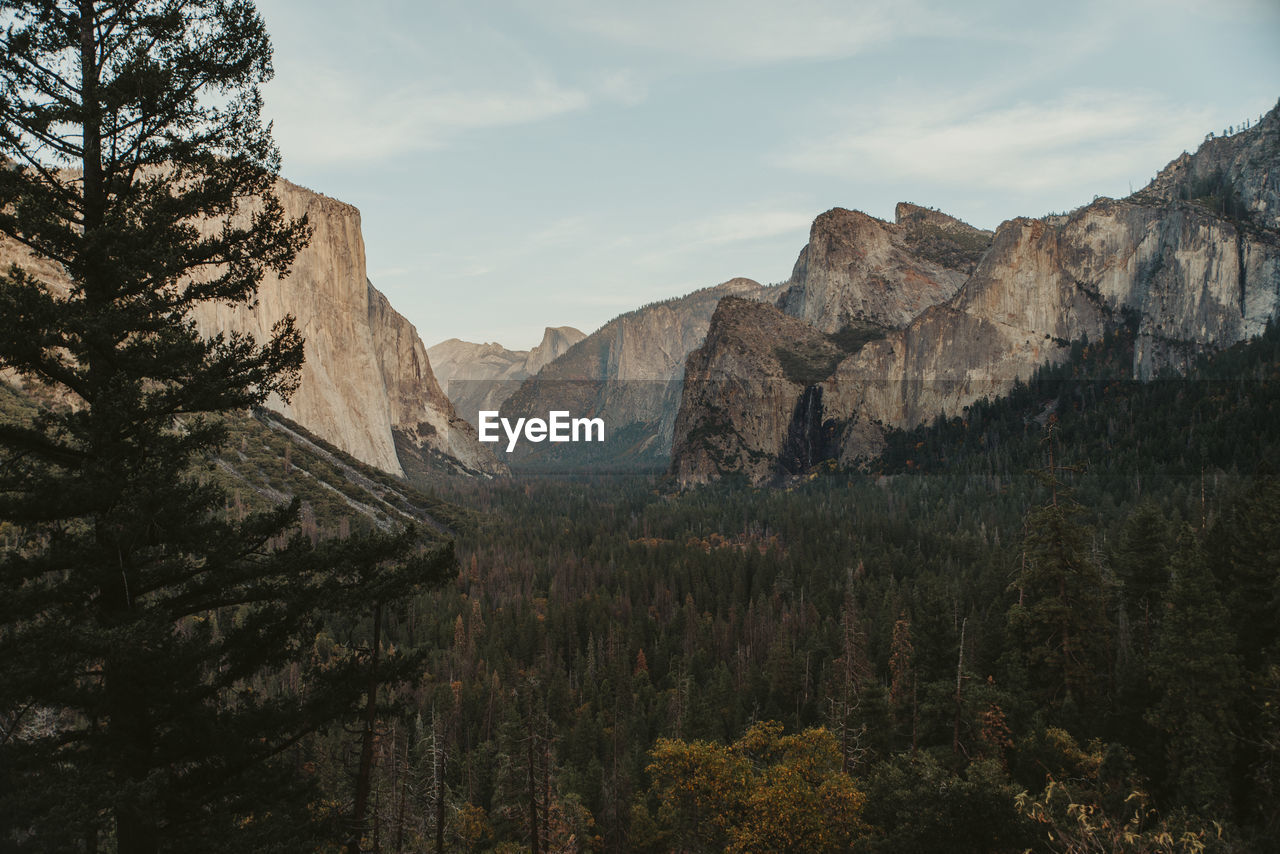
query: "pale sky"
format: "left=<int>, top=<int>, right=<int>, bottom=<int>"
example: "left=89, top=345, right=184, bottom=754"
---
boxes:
left=255, top=0, right=1280, bottom=351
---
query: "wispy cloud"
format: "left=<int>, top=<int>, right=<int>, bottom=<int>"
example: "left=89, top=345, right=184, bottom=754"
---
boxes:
left=267, top=66, right=591, bottom=166
left=684, top=209, right=814, bottom=245
left=527, top=0, right=958, bottom=64
left=778, top=90, right=1215, bottom=196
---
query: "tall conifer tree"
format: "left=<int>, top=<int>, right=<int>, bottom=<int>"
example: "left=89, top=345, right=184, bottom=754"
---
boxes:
left=0, top=2, right=450, bottom=850
left=1146, top=525, right=1241, bottom=816
left=1006, top=432, right=1111, bottom=722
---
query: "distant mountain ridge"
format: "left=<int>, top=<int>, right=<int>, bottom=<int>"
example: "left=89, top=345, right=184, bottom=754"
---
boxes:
left=488, top=204, right=994, bottom=473
left=428, top=326, right=586, bottom=427
left=498, top=277, right=783, bottom=469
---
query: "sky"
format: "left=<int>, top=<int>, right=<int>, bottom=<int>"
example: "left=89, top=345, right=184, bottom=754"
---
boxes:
left=254, top=0, right=1280, bottom=351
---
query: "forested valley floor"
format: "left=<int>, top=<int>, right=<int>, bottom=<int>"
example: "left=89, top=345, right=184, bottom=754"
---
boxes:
left=294, top=324, right=1280, bottom=852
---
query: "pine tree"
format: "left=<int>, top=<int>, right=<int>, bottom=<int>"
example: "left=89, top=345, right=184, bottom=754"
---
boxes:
left=1113, top=502, right=1171, bottom=651
left=1006, top=431, right=1111, bottom=722
left=887, top=612, right=917, bottom=751
left=1146, top=525, right=1241, bottom=816
left=1208, top=474, right=1280, bottom=669
left=0, top=2, right=449, bottom=850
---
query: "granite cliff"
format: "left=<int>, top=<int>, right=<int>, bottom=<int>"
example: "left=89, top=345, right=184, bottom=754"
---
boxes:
left=428, top=326, right=586, bottom=427
left=2, top=177, right=505, bottom=480
left=673, top=100, right=1280, bottom=485
left=670, top=296, right=846, bottom=484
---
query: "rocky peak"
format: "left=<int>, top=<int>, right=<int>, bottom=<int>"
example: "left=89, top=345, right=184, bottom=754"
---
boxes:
left=777, top=205, right=993, bottom=333
left=671, top=105, right=1280, bottom=485
left=527, top=326, right=588, bottom=375
left=1142, top=98, right=1280, bottom=229
left=718, top=276, right=771, bottom=295
left=895, top=203, right=995, bottom=275
left=894, top=201, right=962, bottom=227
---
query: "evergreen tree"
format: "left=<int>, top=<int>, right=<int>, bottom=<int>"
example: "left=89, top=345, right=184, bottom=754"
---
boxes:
left=0, top=2, right=449, bottom=850
left=1005, top=435, right=1111, bottom=723
left=1112, top=502, right=1171, bottom=650
left=1208, top=474, right=1280, bottom=669
left=1146, top=525, right=1241, bottom=816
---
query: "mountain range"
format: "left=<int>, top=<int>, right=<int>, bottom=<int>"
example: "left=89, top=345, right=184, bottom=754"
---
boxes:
left=427, top=326, right=585, bottom=428
left=11, top=102, right=1274, bottom=490
left=671, top=101, right=1280, bottom=484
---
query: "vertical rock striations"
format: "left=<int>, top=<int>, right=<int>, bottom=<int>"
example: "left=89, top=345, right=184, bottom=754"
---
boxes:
left=672, top=204, right=984, bottom=484
left=671, top=297, right=847, bottom=484
left=189, top=182, right=408, bottom=474
left=189, top=179, right=505, bottom=478
left=367, top=284, right=507, bottom=478
left=527, top=326, right=588, bottom=375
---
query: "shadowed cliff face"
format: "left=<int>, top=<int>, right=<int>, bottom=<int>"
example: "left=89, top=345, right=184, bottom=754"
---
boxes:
left=366, top=285, right=508, bottom=478
left=671, top=297, right=844, bottom=484
left=671, top=203, right=983, bottom=485
left=672, top=101, right=1280, bottom=485
left=3, top=177, right=505, bottom=480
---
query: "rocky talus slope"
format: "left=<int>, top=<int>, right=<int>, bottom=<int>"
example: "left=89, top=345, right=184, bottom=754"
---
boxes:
left=673, top=100, right=1280, bottom=485
left=428, top=326, right=586, bottom=427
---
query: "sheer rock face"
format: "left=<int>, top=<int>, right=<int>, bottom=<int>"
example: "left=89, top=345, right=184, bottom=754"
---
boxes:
left=427, top=326, right=586, bottom=427
left=3, top=175, right=504, bottom=478
left=500, top=278, right=782, bottom=466
left=527, top=326, right=587, bottom=375
left=188, top=182, right=410, bottom=474
left=671, top=297, right=843, bottom=485
left=366, top=285, right=508, bottom=477
left=777, top=204, right=993, bottom=333
left=671, top=205, right=986, bottom=485
left=672, top=103, right=1280, bottom=484
left=825, top=196, right=1280, bottom=464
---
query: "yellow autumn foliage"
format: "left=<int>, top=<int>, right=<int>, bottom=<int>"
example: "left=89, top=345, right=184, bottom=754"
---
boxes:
left=646, top=721, right=865, bottom=853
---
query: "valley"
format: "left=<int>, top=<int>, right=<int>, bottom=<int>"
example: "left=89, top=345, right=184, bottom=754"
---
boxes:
left=2, top=9, right=1277, bottom=844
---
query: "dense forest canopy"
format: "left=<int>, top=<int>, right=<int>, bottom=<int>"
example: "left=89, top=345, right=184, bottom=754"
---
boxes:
left=334, top=323, right=1279, bottom=852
